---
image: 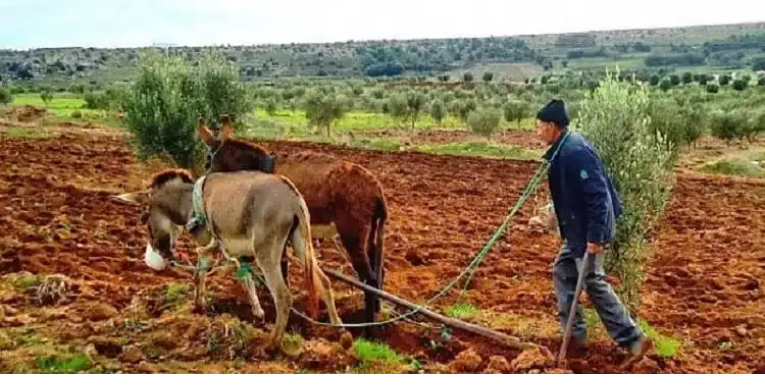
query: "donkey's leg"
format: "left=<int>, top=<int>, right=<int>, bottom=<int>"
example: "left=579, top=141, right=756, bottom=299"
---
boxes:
left=256, top=241, right=292, bottom=353
left=337, top=215, right=377, bottom=324
left=233, top=257, right=265, bottom=320
left=193, top=266, right=208, bottom=312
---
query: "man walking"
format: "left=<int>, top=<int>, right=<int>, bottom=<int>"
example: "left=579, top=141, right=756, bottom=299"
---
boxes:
left=535, top=99, right=652, bottom=368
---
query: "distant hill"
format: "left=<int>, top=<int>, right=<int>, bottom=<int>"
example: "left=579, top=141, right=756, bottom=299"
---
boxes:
left=1, top=21, right=763, bottom=88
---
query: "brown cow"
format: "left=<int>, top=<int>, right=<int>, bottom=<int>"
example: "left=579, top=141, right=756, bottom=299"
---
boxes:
left=199, top=116, right=387, bottom=324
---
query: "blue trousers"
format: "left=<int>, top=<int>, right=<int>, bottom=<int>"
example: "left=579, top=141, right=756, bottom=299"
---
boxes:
left=553, top=243, right=642, bottom=347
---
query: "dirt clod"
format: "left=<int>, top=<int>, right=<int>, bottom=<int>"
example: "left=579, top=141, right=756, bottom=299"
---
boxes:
left=483, top=355, right=511, bottom=374
left=448, top=348, right=483, bottom=373
left=511, top=348, right=555, bottom=372
left=120, top=345, right=145, bottom=364
left=83, top=302, right=119, bottom=321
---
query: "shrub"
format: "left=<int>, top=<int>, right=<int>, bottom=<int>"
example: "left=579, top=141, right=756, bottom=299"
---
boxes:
left=122, top=50, right=251, bottom=171
left=303, top=90, right=349, bottom=137
left=710, top=111, right=746, bottom=143
left=467, top=107, right=502, bottom=138
left=0, top=87, right=12, bottom=106
left=732, top=79, right=748, bottom=91
left=575, top=72, right=675, bottom=307
left=430, top=99, right=446, bottom=125
left=706, top=83, right=720, bottom=93
left=719, top=74, right=731, bottom=86
left=463, top=72, right=474, bottom=83
left=659, top=79, right=672, bottom=92
left=503, top=100, right=528, bottom=131
left=40, top=88, right=53, bottom=106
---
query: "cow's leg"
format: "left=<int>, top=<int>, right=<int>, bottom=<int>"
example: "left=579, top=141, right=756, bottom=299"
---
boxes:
left=337, top=215, right=377, bottom=324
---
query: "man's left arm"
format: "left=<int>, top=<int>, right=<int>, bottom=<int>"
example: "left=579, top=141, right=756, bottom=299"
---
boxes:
left=569, top=148, right=610, bottom=253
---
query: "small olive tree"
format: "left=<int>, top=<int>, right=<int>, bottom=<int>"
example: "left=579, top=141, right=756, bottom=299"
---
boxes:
left=468, top=107, right=502, bottom=138
left=574, top=73, right=675, bottom=308
left=303, top=89, right=349, bottom=137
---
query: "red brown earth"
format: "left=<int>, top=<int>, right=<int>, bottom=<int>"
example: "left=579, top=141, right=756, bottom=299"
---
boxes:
left=1, top=125, right=764, bottom=373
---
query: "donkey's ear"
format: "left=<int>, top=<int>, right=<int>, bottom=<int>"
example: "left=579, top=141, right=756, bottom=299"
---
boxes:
left=198, top=117, right=215, bottom=146
left=113, top=190, right=149, bottom=205
left=220, top=114, right=233, bottom=140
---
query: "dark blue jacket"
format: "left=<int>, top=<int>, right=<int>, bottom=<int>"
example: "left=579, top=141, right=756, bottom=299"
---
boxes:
left=543, top=129, right=622, bottom=256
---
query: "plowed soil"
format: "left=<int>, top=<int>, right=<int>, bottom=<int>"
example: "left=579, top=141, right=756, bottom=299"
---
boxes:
left=1, top=126, right=764, bottom=374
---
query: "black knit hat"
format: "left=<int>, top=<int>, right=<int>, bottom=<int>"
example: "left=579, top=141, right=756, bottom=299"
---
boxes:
left=536, top=99, right=569, bottom=128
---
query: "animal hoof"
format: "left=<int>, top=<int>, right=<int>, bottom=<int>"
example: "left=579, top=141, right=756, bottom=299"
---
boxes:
left=252, top=308, right=265, bottom=320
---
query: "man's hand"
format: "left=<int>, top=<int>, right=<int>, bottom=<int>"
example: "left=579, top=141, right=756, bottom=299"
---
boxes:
left=587, top=242, right=603, bottom=255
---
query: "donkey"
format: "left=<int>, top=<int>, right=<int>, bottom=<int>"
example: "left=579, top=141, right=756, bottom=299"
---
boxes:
left=116, top=169, right=341, bottom=351
left=199, top=116, right=387, bottom=324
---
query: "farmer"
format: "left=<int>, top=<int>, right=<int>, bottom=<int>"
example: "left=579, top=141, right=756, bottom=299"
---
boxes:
left=535, top=99, right=652, bottom=367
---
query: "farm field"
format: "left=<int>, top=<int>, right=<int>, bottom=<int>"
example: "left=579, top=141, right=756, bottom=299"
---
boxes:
left=1, top=117, right=764, bottom=374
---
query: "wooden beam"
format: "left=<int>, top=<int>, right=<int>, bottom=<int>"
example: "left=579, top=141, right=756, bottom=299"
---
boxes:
left=323, top=269, right=543, bottom=352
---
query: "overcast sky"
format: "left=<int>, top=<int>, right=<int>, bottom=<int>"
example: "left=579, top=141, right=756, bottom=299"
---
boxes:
left=1, top=0, right=764, bottom=49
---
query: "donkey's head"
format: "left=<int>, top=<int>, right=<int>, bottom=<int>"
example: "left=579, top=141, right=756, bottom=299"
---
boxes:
left=198, top=115, right=276, bottom=174
left=115, top=169, right=195, bottom=271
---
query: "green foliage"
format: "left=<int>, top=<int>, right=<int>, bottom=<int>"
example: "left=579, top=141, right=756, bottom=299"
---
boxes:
left=446, top=303, right=478, bottom=320
left=0, top=87, right=12, bottom=105
left=463, top=72, right=474, bottom=83
left=649, top=74, right=660, bottom=86
left=669, top=74, right=681, bottom=86
left=503, top=100, right=528, bottom=130
left=354, top=339, right=402, bottom=363
left=752, top=56, right=765, bottom=72
left=732, top=79, right=748, bottom=91
left=682, top=72, right=693, bottom=84
left=40, top=88, right=53, bottom=106
left=647, top=96, right=706, bottom=150
left=164, top=283, right=189, bottom=306
left=429, top=99, right=446, bottom=125
left=467, top=107, right=501, bottom=138
left=303, top=89, right=349, bottom=137
left=700, top=158, right=765, bottom=178
left=121, top=51, right=201, bottom=170
left=638, top=320, right=680, bottom=358
left=759, top=77, right=765, bottom=87
left=659, top=79, right=671, bottom=92
left=575, top=73, right=675, bottom=307
left=122, top=50, right=250, bottom=171
left=406, top=90, right=426, bottom=131
left=69, top=83, right=85, bottom=95
left=706, top=83, right=720, bottom=93
left=710, top=110, right=746, bottom=143
left=35, top=354, right=91, bottom=374
left=264, top=98, right=278, bottom=115
left=719, top=74, right=731, bottom=86
left=386, top=93, right=409, bottom=126
left=482, top=72, right=494, bottom=83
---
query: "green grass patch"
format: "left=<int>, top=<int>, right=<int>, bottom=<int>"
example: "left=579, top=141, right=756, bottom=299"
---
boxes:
left=164, top=283, right=189, bottom=306
left=0, top=126, right=52, bottom=140
left=698, top=157, right=765, bottom=178
left=35, top=353, right=91, bottom=374
left=639, top=320, right=680, bottom=358
left=350, top=138, right=402, bottom=151
left=9, top=274, right=43, bottom=290
left=354, top=338, right=402, bottom=363
left=415, top=142, right=541, bottom=161
left=446, top=303, right=479, bottom=320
